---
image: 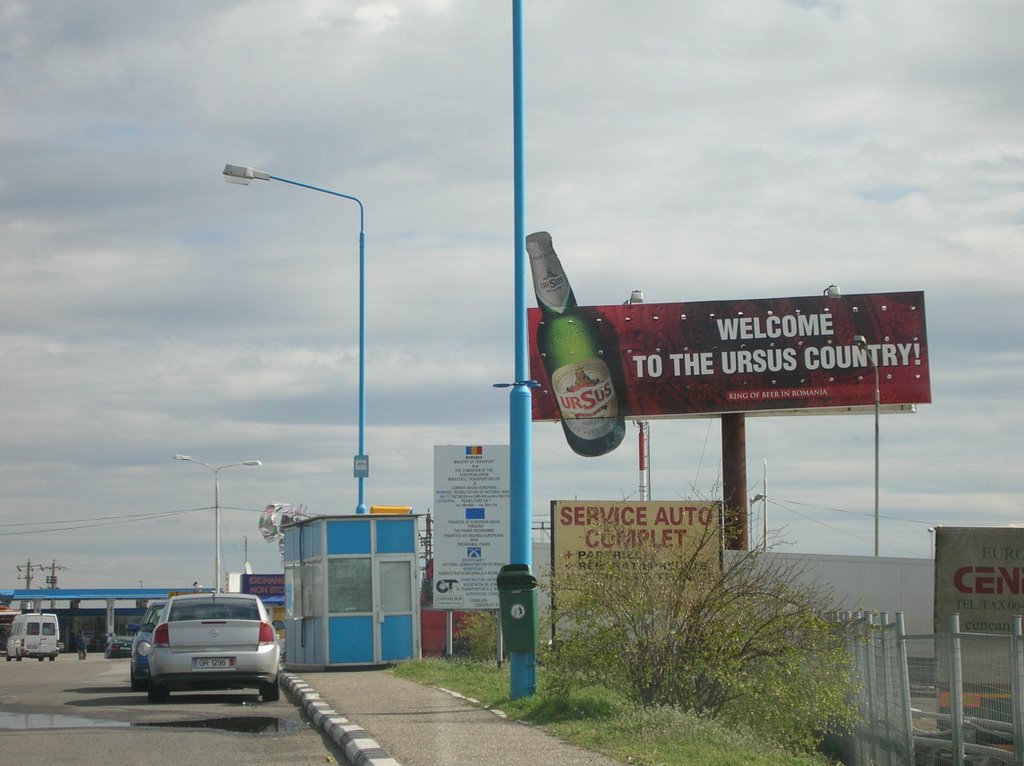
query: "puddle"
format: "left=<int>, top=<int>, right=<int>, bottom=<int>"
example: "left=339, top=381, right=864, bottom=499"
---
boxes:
left=0, top=712, right=304, bottom=734
left=140, top=716, right=306, bottom=734
left=0, top=712, right=130, bottom=730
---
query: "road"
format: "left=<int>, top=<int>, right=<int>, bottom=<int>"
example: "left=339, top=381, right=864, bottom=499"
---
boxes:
left=0, top=653, right=347, bottom=764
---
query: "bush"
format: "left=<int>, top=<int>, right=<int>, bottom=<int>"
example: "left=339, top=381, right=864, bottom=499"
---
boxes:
left=460, top=609, right=501, bottom=662
left=543, top=521, right=856, bottom=752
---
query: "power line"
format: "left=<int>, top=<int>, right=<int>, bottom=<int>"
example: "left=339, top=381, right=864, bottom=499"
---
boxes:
left=769, top=498, right=934, bottom=557
left=771, top=498, right=936, bottom=525
left=0, top=507, right=211, bottom=536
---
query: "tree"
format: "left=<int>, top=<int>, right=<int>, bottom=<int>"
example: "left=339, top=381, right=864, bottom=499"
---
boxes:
left=543, top=520, right=856, bottom=751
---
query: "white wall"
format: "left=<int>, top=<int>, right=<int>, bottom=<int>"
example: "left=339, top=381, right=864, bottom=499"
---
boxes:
left=752, top=551, right=934, bottom=635
left=532, top=541, right=934, bottom=635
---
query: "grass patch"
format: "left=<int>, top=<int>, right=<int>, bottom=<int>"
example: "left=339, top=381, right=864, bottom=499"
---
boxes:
left=391, top=659, right=836, bottom=766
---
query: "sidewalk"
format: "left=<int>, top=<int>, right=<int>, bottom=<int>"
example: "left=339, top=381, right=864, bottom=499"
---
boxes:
left=281, top=669, right=626, bottom=766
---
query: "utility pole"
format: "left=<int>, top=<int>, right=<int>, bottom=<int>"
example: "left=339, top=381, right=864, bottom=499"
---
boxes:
left=419, top=512, right=433, bottom=565
left=45, top=560, right=67, bottom=589
left=16, top=560, right=44, bottom=589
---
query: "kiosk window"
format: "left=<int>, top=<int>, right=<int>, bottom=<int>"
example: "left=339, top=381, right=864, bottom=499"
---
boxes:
left=328, top=558, right=372, bottom=614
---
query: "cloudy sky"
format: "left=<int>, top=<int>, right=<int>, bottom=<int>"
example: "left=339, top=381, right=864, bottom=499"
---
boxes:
left=2, top=1, right=1021, bottom=590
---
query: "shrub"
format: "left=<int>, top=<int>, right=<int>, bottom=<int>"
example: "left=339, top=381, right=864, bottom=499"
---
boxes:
left=544, top=520, right=856, bottom=751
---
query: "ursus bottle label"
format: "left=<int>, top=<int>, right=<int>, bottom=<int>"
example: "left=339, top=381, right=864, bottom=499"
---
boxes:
left=550, top=359, right=621, bottom=439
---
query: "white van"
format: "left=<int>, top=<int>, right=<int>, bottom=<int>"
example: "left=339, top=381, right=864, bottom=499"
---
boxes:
left=5, top=613, right=60, bottom=661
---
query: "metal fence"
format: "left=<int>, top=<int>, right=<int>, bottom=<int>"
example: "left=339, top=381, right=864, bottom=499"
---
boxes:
left=836, top=612, right=1024, bottom=766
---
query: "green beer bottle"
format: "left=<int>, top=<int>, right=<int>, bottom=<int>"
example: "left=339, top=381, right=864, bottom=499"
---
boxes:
left=526, top=231, right=626, bottom=457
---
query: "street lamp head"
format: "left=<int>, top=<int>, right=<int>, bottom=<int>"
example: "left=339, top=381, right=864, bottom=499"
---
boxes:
left=852, top=334, right=868, bottom=349
left=223, top=164, right=270, bottom=185
left=174, top=454, right=191, bottom=461
left=823, top=284, right=841, bottom=298
left=243, top=460, right=262, bottom=467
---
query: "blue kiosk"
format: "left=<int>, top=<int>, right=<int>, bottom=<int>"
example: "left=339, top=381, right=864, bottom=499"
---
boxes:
left=282, top=513, right=421, bottom=669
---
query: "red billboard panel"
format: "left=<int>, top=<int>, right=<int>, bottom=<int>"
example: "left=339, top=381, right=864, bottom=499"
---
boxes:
left=529, top=291, right=930, bottom=420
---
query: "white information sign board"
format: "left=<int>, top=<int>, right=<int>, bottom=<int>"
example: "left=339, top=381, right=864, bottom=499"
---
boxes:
left=432, top=445, right=510, bottom=610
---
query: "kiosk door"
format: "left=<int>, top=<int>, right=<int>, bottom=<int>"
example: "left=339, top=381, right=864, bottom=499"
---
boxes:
left=376, top=559, right=416, bottom=662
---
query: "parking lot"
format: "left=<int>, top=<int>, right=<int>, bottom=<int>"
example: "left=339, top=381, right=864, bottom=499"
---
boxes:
left=0, top=654, right=346, bottom=764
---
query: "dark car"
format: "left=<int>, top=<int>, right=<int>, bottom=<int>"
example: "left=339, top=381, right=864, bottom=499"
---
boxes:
left=105, top=634, right=133, bottom=659
left=130, top=600, right=166, bottom=691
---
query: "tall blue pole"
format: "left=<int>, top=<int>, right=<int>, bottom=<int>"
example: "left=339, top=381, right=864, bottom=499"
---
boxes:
left=356, top=225, right=368, bottom=515
left=262, top=174, right=369, bottom=515
left=509, top=0, right=536, bottom=700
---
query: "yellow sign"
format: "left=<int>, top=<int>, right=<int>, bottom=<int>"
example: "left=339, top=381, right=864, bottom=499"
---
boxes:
left=370, top=505, right=413, bottom=514
left=552, top=500, right=720, bottom=572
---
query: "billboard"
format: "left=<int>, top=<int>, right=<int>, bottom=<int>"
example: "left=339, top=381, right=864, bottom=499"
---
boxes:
left=432, top=445, right=510, bottom=610
left=551, top=499, right=720, bottom=575
left=529, top=291, right=930, bottom=420
left=934, top=526, right=1024, bottom=634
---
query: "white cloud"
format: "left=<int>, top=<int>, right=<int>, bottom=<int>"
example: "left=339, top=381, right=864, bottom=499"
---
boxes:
left=1, top=0, right=1022, bottom=588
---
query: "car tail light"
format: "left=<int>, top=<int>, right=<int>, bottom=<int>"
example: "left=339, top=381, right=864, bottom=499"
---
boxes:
left=153, top=623, right=169, bottom=647
left=258, top=622, right=276, bottom=645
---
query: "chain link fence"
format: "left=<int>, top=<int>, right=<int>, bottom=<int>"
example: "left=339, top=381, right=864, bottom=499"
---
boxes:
left=834, top=612, right=1024, bottom=766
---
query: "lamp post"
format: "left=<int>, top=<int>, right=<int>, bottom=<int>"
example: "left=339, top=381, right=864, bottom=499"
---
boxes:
left=750, top=491, right=767, bottom=549
left=174, top=455, right=261, bottom=592
left=223, top=164, right=369, bottom=514
left=853, top=335, right=880, bottom=556
left=507, top=0, right=536, bottom=700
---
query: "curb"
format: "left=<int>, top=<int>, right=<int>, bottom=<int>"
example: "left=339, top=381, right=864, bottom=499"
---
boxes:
left=281, top=672, right=401, bottom=766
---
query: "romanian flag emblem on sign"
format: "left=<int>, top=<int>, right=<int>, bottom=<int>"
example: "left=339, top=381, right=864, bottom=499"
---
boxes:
left=466, top=446, right=483, bottom=457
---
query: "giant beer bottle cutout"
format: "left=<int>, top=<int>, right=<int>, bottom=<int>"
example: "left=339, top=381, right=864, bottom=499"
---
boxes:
left=527, top=231, right=626, bottom=457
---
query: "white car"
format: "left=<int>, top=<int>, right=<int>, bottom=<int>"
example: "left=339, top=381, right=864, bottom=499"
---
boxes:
left=146, top=593, right=280, bottom=703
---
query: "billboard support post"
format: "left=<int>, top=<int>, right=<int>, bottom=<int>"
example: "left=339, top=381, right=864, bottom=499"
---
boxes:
left=722, top=414, right=748, bottom=550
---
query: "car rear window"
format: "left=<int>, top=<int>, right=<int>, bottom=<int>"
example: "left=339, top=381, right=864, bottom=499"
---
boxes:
left=168, top=600, right=260, bottom=622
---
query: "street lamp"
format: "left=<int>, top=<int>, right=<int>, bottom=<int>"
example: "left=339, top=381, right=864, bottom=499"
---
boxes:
left=223, top=163, right=369, bottom=514
left=507, top=0, right=536, bottom=701
left=174, top=455, right=261, bottom=592
left=750, top=493, right=767, bottom=549
left=853, top=335, right=880, bottom=556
